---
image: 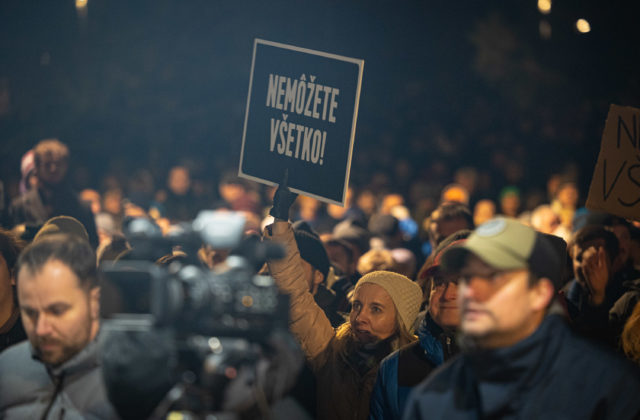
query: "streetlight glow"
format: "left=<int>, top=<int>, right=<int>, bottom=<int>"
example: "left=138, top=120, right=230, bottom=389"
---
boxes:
left=538, top=0, right=552, bottom=15
left=576, top=19, right=591, bottom=33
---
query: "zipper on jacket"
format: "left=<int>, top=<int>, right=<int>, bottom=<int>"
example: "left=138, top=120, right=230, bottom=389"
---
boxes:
left=40, top=373, right=65, bottom=420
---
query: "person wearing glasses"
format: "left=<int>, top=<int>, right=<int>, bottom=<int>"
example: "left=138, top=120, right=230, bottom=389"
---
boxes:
left=404, top=217, right=640, bottom=420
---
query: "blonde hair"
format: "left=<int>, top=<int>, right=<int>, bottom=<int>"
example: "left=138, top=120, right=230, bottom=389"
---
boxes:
left=357, top=249, right=395, bottom=275
left=332, top=313, right=416, bottom=361
left=622, top=301, right=640, bottom=365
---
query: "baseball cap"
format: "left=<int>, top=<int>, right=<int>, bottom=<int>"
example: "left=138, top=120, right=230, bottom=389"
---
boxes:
left=441, top=217, right=562, bottom=288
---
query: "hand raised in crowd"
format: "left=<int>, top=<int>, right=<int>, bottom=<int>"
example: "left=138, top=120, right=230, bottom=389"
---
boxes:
left=581, top=246, right=609, bottom=306
left=269, top=170, right=298, bottom=222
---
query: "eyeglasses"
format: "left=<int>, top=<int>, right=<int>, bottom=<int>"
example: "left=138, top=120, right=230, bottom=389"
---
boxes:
left=458, top=269, right=526, bottom=301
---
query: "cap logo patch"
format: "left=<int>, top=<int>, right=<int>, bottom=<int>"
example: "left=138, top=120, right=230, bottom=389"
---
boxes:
left=476, top=219, right=507, bottom=237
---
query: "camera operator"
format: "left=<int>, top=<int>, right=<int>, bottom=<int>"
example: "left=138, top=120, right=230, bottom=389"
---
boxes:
left=263, top=180, right=422, bottom=420
left=0, top=234, right=119, bottom=419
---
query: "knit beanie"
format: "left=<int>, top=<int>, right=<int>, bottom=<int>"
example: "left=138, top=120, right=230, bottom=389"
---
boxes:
left=354, top=270, right=422, bottom=332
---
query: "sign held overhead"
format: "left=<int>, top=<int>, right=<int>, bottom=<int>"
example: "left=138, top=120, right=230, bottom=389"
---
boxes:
left=239, top=39, right=364, bottom=206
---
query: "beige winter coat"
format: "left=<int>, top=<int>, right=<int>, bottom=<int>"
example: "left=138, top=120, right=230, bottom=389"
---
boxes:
left=264, top=222, right=383, bottom=420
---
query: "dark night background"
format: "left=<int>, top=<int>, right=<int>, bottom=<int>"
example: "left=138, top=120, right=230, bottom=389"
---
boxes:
left=1, top=0, right=638, bottom=206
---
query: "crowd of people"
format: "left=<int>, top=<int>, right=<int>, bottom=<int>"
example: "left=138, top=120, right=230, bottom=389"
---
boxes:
left=0, top=137, right=640, bottom=419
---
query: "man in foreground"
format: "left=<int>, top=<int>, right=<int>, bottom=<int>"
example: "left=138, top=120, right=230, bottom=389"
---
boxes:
left=404, top=217, right=640, bottom=419
left=0, top=234, right=118, bottom=419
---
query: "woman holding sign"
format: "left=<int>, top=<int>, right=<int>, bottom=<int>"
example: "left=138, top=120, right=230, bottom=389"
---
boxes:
left=263, top=178, right=421, bottom=420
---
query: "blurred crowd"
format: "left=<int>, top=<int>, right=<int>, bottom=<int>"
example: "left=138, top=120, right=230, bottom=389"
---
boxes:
left=1, top=137, right=640, bottom=419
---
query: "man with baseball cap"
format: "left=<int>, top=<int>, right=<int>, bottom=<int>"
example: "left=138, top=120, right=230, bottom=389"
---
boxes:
left=404, top=217, right=640, bottom=419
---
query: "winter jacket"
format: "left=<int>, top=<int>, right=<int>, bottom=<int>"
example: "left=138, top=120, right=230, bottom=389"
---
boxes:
left=265, top=223, right=392, bottom=420
left=403, top=314, right=640, bottom=420
left=369, top=313, right=457, bottom=420
left=0, top=334, right=119, bottom=419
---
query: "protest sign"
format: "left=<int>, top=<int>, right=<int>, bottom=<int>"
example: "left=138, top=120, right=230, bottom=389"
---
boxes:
left=586, top=104, right=640, bottom=221
left=238, top=38, right=364, bottom=206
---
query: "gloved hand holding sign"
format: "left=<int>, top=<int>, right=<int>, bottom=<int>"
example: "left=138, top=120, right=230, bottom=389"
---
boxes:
left=269, top=170, right=298, bottom=221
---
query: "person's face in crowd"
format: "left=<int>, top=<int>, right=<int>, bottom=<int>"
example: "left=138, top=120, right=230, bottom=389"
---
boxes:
left=300, top=259, right=323, bottom=295
left=556, top=183, right=579, bottom=208
left=325, top=243, right=354, bottom=276
left=27, top=172, right=38, bottom=190
left=458, top=255, right=550, bottom=348
left=18, top=259, right=99, bottom=366
left=500, top=194, right=520, bottom=218
left=433, top=217, right=471, bottom=246
left=37, top=152, right=68, bottom=186
left=428, top=270, right=459, bottom=330
left=572, top=238, right=612, bottom=286
left=350, top=283, right=397, bottom=344
left=381, top=194, right=404, bottom=215
left=610, top=224, right=631, bottom=271
left=0, top=254, right=14, bottom=308
left=535, top=208, right=561, bottom=235
left=102, top=189, right=123, bottom=216
left=473, top=200, right=496, bottom=227
left=219, top=183, right=245, bottom=204
left=356, top=190, right=376, bottom=216
left=298, top=196, right=320, bottom=221
left=168, top=167, right=191, bottom=196
left=80, top=189, right=102, bottom=215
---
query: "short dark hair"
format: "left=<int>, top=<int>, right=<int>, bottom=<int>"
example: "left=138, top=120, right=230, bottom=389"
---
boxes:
left=0, top=228, right=25, bottom=276
left=569, top=225, right=619, bottom=262
left=428, top=202, right=474, bottom=245
left=17, top=233, right=98, bottom=289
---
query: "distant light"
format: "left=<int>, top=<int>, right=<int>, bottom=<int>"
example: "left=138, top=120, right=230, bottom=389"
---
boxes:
left=241, top=295, right=254, bottom=307
left=539, top=20, right=552, bottom=39
left=537, top=0, right=551, bottom=15
left=76, top=0, right=87, bottom=10
left=576, top=19, right=591, bottom=33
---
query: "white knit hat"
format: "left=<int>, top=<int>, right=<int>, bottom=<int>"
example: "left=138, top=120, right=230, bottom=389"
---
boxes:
left=354, top=270, right=422, bottom=332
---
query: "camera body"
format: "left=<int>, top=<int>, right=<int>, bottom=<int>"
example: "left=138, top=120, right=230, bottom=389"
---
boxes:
left=98, top=212, right=298, bottom=418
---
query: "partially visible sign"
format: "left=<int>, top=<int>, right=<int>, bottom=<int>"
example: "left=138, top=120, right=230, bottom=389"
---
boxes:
left=239, top=39, right=364, bottom=205
left=586, top=104, right=640, bottom=221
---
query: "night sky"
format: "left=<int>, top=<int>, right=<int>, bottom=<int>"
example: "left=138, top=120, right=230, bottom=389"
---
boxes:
left=1, top=0, right=638, bottom=200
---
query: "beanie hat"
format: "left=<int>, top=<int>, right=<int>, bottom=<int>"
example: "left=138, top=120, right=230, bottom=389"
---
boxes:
left=333, top=219, right=371, bottom=254
left=368, top=214, right=399, bottom=238
left=34, top=215, right=90, bottom=243
left=354, top=270, right=422, bottom=332
left=294, top=229, right=330, bottom=278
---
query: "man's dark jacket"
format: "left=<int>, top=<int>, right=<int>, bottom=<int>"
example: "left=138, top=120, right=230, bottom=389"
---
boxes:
left=403, top=314, right=640, bottom=420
